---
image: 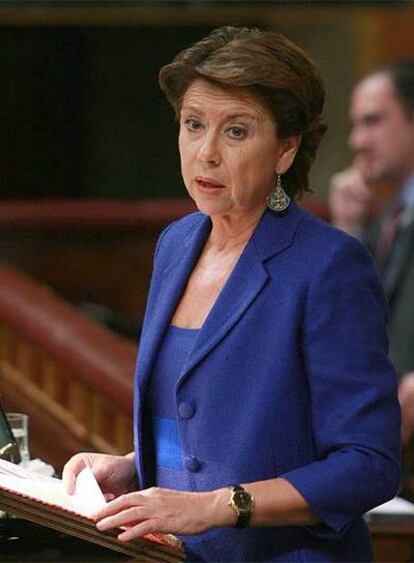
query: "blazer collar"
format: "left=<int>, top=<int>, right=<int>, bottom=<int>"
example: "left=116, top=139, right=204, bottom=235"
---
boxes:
left=139, top=202, right=303, bottom=391
left=251, top=201, right=303, bottom=261
left=175, top=200, right=303, bottom=264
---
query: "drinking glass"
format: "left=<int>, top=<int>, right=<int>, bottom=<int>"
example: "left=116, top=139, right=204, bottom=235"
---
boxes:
left=6, top=413, right=30, bottom=464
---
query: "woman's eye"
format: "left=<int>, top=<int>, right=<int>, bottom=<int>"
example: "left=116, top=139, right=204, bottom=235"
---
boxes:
left=185, top=119, right=203, bottom=132
left=227, top=126, right=247, bottom=140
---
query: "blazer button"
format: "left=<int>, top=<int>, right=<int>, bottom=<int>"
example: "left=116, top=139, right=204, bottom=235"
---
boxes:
left=184, top=456, right=200, bottom=472
left=178, top=402, right=194, bottom=419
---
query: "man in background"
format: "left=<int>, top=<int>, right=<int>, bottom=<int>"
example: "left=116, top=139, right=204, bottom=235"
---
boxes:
left=329, top=61, right=414, bottom=445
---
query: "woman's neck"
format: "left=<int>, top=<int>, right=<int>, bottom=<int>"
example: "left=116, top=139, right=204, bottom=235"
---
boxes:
left=207, top=206, right=266, bottom=253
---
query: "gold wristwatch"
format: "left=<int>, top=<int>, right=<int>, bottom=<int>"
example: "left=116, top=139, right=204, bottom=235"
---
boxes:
left=228, top=485, right=255, bottom=528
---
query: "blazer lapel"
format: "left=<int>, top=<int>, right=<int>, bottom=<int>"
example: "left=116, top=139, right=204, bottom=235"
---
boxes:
left=137, top=215, right=212, bottom=392
left=178, top=203, right=302, bottom=385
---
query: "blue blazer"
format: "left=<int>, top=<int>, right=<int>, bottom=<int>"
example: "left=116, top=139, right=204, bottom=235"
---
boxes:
left=133, top=202, right=400, bottom=562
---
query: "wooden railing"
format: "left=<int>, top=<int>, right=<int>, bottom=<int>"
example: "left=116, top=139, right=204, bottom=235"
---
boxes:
left=0, top=197, right=328, bottom=229
left=0, top=264, right=137, bottom=472
left=0, top=199, right=199, bottom=325
left=0, top=198, right=329, bottom=323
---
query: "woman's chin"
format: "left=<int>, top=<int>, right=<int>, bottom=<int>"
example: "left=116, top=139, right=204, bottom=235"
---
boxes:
left=190, top=197, right=232, bottom=217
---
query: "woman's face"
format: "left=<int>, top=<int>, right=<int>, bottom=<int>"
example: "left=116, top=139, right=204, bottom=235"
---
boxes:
left=178, top=78, right=299, bottom=218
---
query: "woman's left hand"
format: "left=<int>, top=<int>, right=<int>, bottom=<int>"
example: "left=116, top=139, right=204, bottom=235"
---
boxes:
left=94, top=486, right=231, bottom=541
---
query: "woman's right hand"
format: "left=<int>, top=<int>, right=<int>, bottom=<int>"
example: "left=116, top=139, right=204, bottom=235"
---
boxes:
left=62, top=452, right=137, bottom=498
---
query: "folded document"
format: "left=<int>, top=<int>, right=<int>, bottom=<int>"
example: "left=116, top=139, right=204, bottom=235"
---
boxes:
left=0, top=458, right=184, bottom=562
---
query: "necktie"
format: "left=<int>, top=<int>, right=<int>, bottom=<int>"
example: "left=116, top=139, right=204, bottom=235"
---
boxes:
left=375, top=200, right=405, bottom=267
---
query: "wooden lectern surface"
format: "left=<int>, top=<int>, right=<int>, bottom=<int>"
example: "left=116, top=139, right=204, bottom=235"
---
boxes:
left=369, top=517, right=414, bottom=563
left=0, top=518, right=134, bottom=562
left=2, top=516, right=414, bottom=562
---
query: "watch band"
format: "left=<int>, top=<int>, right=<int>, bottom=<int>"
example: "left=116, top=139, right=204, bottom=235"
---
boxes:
left=235, top=507, right=251, bottom=528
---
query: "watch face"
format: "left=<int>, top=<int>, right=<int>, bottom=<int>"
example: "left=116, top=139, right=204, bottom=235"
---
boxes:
left=234, top=490, right=251, bottom=510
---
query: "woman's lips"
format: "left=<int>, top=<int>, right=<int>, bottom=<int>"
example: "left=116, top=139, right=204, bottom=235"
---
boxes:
left=195, top=177, right=225, bottom=190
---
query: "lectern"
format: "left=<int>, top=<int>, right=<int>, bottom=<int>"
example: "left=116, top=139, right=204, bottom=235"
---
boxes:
left=0, top=518, right=134, bottom=562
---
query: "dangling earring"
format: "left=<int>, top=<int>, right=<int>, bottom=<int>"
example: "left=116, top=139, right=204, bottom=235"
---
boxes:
left=266, top=174, right=290, bottom=212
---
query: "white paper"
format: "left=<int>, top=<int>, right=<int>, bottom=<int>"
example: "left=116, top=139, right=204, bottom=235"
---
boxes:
left=0, top=459, right=106, bottom=518
left=74, top=466, right=106, bottom=517
left=368, top=496, right=414, bottom=515
left=20, top=457, right=55, bottom=477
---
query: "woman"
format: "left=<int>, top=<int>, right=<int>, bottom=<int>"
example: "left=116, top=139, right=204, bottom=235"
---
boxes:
left=63, top=26, right=400, bottom=561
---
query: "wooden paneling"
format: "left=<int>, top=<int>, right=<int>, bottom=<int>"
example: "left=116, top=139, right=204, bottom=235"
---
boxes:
left=0, top=265, right=137, bottom=471
left=370, top=520, right=414, bottom=562
left=0, top=323, right=135, bottom=470
left=378, top=10, right=414, bottom=62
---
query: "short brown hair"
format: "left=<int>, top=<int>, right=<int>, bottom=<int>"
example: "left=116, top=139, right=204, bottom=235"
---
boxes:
left=159, top=26, right=326, bottom=199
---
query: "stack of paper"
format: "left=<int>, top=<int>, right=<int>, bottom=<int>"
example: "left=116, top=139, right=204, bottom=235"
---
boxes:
left=0, top=459, right=184, bottom=562
left=366, top=496, right=414, bottom=522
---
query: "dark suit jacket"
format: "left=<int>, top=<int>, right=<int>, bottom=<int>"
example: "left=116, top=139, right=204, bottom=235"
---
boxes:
left=367, top=203, right=414, bottom=376
left=133, top=203, right=400, bottom=562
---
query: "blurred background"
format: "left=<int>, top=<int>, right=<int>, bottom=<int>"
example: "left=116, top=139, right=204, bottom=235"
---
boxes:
left=2, top=0, right=413, bottom=202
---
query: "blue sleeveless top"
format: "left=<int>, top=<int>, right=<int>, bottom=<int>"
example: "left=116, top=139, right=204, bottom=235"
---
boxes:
left=146, top=324, right=199, bottom=489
